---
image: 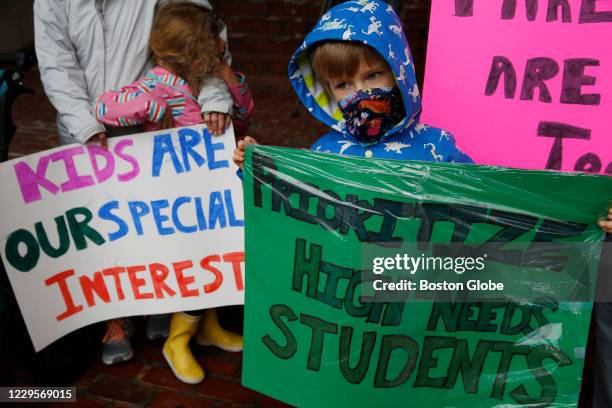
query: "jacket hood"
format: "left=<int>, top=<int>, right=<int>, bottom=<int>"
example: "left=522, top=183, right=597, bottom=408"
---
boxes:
left=288, top=0, right=421, bottom=141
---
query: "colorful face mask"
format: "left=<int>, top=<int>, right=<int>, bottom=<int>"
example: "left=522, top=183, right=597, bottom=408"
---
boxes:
left=337, top=87, right=405, bottom=143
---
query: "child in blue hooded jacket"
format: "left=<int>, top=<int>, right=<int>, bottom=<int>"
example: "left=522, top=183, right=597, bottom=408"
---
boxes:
left=234, top=0, right=472, bottom=166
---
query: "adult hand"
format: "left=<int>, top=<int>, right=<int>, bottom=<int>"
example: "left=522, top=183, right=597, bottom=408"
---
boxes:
left=203, top=112, right=231, bottom=136
left=233, top=136, right=258, bottom=170
left=87, top=132, right=108, bottom=149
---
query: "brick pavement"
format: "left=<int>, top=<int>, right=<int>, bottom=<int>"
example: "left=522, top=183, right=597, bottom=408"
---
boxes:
left=68, top=327, right=291, bottom=407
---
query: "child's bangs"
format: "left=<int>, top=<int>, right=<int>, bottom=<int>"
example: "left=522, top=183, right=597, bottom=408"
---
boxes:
left=311, top=41, right=383, bottom=80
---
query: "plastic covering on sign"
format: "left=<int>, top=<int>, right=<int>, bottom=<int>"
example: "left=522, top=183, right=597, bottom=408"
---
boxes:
left=241, top=145, right=612, bottom=408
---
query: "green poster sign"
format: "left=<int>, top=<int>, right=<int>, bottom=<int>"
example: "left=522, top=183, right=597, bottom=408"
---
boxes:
left=241, top=146, right=612, bottom=407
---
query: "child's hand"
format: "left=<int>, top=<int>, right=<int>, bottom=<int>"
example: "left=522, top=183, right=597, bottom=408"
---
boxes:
left=215, top=40, right=240, bottom=86
left=203, top=112, right=231, bottom=136
left=87, top=132, right=108, bottom=149
left=216, top=61, right=240, bottom=87
left=598, top=208, right=612, bottom=233
left=233, top=136, right=258, bottom=170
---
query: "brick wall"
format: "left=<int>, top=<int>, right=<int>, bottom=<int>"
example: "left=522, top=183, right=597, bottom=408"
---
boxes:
left=216, top=0, right=430, bottom=84
left=10, top=0, right=431, bottom=156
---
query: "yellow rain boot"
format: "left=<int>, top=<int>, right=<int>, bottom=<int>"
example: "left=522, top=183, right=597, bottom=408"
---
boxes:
left=195, top=308, right=243, bottom=352
left=162, top=312, right=204, bottom=384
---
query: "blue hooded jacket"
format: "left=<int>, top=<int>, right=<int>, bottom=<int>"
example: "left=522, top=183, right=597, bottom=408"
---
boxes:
left=288, top=0, right=472, bottom=163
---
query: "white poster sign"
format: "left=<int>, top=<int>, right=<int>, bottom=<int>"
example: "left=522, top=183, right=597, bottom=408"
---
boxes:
left=0, top=125, right=244, bottom=351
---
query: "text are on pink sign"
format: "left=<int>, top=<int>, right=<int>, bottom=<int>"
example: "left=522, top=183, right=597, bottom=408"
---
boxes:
left=422, top=0, right=612, bottom=174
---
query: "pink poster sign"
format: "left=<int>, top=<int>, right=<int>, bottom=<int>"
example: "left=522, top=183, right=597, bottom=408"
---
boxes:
left=422, top=0, right=612, bottom=174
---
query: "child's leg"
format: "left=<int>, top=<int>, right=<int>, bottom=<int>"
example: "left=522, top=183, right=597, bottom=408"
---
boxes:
left=196, top=308, right=243, bottom=352
left=147, top=313, right=170, bottom=340
left=163, top=310, right=204, bottom=384
left=102, top=317, right=134, bottom=365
